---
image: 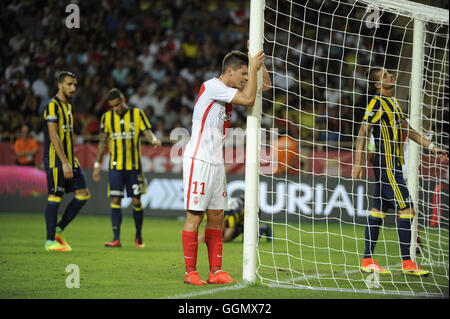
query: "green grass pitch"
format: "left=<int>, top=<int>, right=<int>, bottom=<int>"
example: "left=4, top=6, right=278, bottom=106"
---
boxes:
left=0, top=212, right=447, bottom=299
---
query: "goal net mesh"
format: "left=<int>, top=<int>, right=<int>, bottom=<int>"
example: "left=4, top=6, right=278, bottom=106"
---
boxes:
left=257, top=0, right=449, bottom=296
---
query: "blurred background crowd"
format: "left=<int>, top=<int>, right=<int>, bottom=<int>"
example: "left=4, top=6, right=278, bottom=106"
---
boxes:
left=1, top=0, right=252, bottom=144
left=0, top=0, right=448, bottom=148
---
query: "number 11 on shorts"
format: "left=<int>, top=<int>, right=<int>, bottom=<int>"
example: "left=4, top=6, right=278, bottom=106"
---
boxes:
left=192, top=181, right=205, bottom=195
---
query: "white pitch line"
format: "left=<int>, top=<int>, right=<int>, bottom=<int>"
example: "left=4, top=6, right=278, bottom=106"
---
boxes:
left=161, top=262, right=447, bottom=299
left=160, top=282, right=248, bottom=299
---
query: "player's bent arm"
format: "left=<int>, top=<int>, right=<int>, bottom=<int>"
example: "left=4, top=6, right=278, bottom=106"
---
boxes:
left=143, top=129, right=161, bottom=148
left=403, top=119, right=448, bottom=160
left=232, top=67, right=258, bottom=106
left=262, top=65, right=271, bottom=92
left=232, top=50, right=265, bottom=106
left=403, top=119, right=433, bottom=149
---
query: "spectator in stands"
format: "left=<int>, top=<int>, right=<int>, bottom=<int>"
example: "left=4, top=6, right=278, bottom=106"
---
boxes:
left=111, top=59, right=129, bottom=88
left=152, top=117, right=167, bottom=141
left=0, top=0, right=405, bottom=145
left=137, top=44, right=155, bottom=74
left=4, top=58, right=25, bottom=83
left=179, top=105, right=193, bottom=129
left=31, top=71, right=49, bottom=103
left=129, top=85, right=153, bottom=110
left=14, top=124, right=38, bottom=166
left=148, top=89, right=169, bottom=118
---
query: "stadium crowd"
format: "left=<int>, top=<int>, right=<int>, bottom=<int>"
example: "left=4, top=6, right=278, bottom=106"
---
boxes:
left=0, top=0, right=252, bottom=143
left=1, top=0, right=446, bottom=146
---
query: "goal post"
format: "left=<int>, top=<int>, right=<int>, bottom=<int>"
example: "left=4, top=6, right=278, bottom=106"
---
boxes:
left=243, top=0, right=449, bottom=296
left=408, top=17, right=424, bottom=263
left=243, top=0, right=265, bottom=283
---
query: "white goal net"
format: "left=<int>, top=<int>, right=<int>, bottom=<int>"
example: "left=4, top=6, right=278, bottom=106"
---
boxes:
left=250, top=0, right=449, bottom=297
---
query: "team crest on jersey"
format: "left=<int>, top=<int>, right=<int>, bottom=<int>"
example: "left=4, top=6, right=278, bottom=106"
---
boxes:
left=365, top=110, right=374, bottom=118
left=218, top=106, right=231, bottom=121
left=194, top=197, right=199, bottom=205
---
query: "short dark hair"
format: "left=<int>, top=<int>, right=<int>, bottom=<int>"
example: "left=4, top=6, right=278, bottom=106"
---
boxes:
left=57, top=71, right=76, bottom=83
left=107, top=88, right=123, bottom=101
left=221, top=50, right=248, bottom=74
left=366, top=66, right=383, bottom=95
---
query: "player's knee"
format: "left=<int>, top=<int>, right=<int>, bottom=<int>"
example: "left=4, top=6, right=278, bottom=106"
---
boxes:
left=132, top=197, right=142, bottom=208
left=206, top=210, right=224, bottom=229
left=185, top=210, right=204, bottom=230
left=75, top=190, right=90, bottom=201
left=48, top=195, right=62, bottom=203
left=369, top=209, right=386, bottom=219
left=111, top=197, right=121, bottom=206
left=399, top=207, right=414, bottom=219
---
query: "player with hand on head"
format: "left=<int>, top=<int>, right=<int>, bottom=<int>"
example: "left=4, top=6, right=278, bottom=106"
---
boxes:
left=181, top=47, right=271, bottom=285
left=353, top=66, right=448, bottom=276
left=93, top=88, right=161, bottom=248
left=42, top=71, right=90, bottom=252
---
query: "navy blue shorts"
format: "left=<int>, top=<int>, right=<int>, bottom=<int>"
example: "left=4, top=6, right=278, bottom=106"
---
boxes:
left=108, top=170, right=146, bottom=198
left=371, top=157, right=412, bottom=213
left=46, top=165, right=88, bottom=196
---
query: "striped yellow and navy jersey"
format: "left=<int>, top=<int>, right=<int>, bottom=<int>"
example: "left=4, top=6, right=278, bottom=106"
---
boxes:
left=363, top=95, right=406, bottom=167
left=100, top=106, right=152, bottom=171
left=43, top=96, right=79, bottom=170
left=224, top=208, right=244, bottom=229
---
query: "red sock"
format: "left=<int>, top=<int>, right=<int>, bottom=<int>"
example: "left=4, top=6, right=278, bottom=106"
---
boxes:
left=182, top=230, right=198, bottom=273
left=205, top=228, right=223, bottom=273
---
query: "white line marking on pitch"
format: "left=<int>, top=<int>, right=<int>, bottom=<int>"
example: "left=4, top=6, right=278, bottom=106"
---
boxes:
left=160, top=282, right=247, bottom=299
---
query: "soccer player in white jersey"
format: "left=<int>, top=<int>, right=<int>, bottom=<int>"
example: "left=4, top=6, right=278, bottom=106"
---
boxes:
left=182, top=49, right=270, bottom=285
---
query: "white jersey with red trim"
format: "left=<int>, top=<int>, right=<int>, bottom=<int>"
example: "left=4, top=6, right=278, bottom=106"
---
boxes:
left=183, top=78, right=238, bottom=165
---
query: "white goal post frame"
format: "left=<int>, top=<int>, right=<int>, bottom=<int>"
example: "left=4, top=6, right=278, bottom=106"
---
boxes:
left=243, top=0, right=265, bottom=284
left=242, top=0, right=449, bottom=284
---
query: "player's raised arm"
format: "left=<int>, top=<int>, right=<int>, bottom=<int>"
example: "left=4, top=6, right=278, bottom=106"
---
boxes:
left=47, top=121, right=73, bottom=180
left=402, top=119, right=448, bottom=162
left=262, top=65, right=271, bottom=92
left=352, top=122, right=372, bottom=179
left=138, top=108, right=161, bottom=148
left=231, top=50, right=265, bottom=106
left=246, top=39, right=271, bottom=92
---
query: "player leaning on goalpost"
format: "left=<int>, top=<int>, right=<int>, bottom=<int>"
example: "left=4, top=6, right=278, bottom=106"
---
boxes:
left=352, top=66, right=448, bottom=276
left=182, top=47, right=271, bottom=285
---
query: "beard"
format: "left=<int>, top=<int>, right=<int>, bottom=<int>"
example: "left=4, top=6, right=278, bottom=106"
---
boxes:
left=63, top=91, right=73, bottom=101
